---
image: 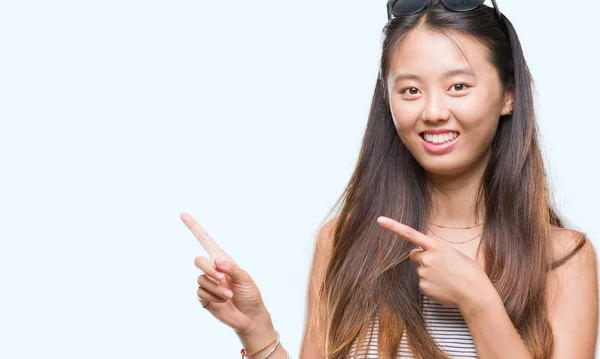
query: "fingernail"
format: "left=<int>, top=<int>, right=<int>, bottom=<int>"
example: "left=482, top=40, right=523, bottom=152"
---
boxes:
left=377, top=216, right=390, bottom=225
left=214, top=258, right=222, bottom=266
left=224, top=289, right=233, bottom=298
left=214, top=271, right=224, bottom=280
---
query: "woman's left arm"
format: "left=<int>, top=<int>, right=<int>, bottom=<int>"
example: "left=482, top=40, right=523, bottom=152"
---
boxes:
left=545, top=232, right=598, bottom=358
left=376, top=217, right=599, bottom=359
left=462, top=231, right=598, bottom=359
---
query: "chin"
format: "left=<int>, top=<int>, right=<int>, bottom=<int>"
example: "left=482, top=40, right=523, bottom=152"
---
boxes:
left=415, top=156, right=470, bottom=177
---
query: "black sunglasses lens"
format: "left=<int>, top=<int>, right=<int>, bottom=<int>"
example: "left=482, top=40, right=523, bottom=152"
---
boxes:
left=388, top=0, right=429, bottom=16
left=441, top=0, right=485, bottom=11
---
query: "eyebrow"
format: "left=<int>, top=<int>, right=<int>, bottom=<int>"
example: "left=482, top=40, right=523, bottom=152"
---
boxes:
left=393, top=68, right=475, bottom=84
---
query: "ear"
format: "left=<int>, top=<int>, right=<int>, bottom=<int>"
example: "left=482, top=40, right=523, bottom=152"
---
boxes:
left=500, top=86, right=514, bottom=116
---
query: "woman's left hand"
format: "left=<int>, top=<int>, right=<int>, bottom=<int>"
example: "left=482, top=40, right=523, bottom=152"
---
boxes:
left=376, top=216, right=494, bottom=310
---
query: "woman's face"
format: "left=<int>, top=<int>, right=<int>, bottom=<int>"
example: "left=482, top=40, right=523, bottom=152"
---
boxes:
left=386, top=26, right=513, bottom=177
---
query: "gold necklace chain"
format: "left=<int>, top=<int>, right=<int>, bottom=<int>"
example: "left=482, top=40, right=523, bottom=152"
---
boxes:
left=428, top=227, right=482, bottom=244
left=428, top=221, right=483, bottom=229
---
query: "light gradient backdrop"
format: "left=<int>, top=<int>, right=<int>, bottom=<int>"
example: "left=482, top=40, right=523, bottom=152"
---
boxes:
left=1, top=0, right=598, bottom=357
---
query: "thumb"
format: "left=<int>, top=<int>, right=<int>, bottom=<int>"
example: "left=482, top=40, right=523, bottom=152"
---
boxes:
left=215, top=258, right=251, bottom=284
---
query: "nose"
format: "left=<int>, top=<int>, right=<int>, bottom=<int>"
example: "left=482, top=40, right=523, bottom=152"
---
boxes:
left=421, top=91, right=451, bottom=123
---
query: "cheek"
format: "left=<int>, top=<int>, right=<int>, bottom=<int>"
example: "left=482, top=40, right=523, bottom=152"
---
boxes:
left=390, top=101, right=420, bottom=134
left=452, top=93, right=501, bottom=137
left=453, top=112, right=500, bottom=162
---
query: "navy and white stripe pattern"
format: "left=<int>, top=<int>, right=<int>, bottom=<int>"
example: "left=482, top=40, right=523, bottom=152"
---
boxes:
left=350, top=294, right=477, bottom=358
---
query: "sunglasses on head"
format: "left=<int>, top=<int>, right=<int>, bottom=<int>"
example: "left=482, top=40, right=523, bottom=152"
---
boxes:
left=386, top=0, right=502, bottom=21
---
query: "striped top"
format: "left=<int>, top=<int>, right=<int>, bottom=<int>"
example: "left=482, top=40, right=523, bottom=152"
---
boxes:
left=349, top=293, right=477, bottom=358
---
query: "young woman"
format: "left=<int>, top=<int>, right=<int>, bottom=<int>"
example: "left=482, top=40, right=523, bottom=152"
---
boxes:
left=186, top=0, right=599, bottom=358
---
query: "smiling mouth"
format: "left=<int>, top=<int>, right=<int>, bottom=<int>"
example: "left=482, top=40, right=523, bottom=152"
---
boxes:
left=420, top=132, right=460, bottom=144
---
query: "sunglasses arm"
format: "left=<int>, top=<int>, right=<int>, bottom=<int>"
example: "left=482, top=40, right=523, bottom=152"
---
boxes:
left=490, top=0, right=502, bottom=19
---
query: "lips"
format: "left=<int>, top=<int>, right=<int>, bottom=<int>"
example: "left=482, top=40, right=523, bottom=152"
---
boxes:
left=418, top=130, right=460, bottom=154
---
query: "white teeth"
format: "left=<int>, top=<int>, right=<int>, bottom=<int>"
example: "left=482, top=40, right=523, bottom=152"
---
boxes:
left=423, top=132, right=459, bottom=144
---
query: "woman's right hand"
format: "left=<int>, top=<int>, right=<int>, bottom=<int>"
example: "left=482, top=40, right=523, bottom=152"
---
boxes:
left=181, top=212, right=270, bottom=334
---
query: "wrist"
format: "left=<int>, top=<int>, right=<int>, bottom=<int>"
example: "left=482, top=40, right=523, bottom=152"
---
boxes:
left=235, top=309, right=277, bottom=354
left=459, top=281, right=502, bottom=321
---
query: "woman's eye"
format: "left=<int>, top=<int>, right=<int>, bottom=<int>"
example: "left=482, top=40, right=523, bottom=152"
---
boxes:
left=400, top=87, right=420, bottom=96
left=449, top=83, right=470, bottom=92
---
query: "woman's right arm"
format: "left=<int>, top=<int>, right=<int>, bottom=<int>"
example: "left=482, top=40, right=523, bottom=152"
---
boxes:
left=224, top=216, right=338, bottom=359
left=185, top=212, right=337, bottom=358
left=299, top=217, right=338, bottom=359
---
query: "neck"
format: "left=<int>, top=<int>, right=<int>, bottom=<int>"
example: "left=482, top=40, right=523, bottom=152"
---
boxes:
left=427, top=150, right=490, bottom=227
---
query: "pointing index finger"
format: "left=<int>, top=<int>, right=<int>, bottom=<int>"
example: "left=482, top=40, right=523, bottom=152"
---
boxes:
left=377, top=216, right=435, bottom=250
left=181, top=212, right=233, bottom=263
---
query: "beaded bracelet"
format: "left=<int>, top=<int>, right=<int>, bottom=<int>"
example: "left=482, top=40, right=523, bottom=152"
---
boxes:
left=258, top=334, right=280, bottom=359
left=256, top=338, right=293, bottom=359
left=240, top=332, right=279, bottom=359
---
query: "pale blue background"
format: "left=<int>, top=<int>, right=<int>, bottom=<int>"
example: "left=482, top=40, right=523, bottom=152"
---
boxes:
left=0, top=0, right=598, bottom=358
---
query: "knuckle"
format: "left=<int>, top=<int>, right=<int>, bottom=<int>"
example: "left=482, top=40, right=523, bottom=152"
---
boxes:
left=197, top=287, right=211, bottom=299
left=238, top=269, right=250, bottom=281
left=194, top=256, right=207, bottom=268
left=198, top=286, right=227, bottom=303
left=198, top=274, right=216, bottom=287
left=200, top=257, right=216, bottom=273
left=197, top=287, right=208, bottom=298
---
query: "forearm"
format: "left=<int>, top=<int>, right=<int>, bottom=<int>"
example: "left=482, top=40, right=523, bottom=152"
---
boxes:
left=460, top=286, right=532, bottom=359
left=236, top=311, right=290, bottom=359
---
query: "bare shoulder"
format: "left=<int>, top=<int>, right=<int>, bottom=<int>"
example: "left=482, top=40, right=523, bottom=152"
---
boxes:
left=547, top=226, right=597, bottom=295
left=314, top=216, right=339, bottom=257
left=299, top=216, right=340, bottom=359
left=549, top=226, right=596, bottom=269
left=546, top=227, right=598, bottom=358
left=308, top=215, right=340, bottom=291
